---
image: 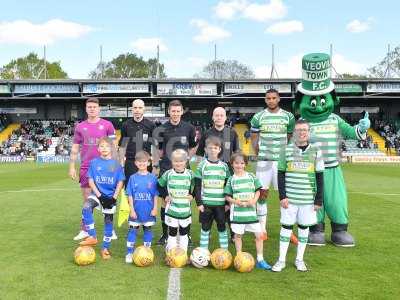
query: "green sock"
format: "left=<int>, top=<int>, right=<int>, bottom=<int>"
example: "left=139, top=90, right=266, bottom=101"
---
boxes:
left=200, top=229, right=210, bottom=249
left=218, top=230, right=229, bottom=249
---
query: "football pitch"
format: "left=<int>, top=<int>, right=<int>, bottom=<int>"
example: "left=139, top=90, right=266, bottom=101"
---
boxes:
left=1, top=163, right=400, bottom=300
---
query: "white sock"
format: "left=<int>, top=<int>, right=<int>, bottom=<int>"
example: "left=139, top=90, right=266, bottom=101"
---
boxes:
left=179, top=234, right=189, bottom=252
left=167, top=236, right=177, bottom=251
left=279, top=227, right=292, bottom=262
left=296, top=227, right=309, bottom=261
left=256, top=254, right=264, bottom=262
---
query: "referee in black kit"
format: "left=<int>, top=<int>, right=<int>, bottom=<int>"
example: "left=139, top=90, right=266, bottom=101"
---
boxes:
left=196, top=106, right=240, bottom=242
left=153, top=99, right=197, bottom=245
left=118, top=99, right=156, bottom=181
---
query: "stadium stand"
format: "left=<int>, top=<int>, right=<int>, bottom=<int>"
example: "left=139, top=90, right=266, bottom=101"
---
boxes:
left=0, top=115, right=398, bottom=159
left=234, top=123, right=255, bottom=156
left=342, top=139, right=384, bottom=157
left=0, top=120, right=74, bottom=157
left=0, top=113, right=10, bottom=132
left=374, top=120, right=400, bottom=155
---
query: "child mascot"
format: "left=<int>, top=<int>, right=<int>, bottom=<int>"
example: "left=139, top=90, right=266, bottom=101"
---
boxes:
left=293, top=53, right=370, bottom=247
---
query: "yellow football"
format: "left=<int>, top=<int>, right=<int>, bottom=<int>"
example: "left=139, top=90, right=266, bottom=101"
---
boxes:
left=234, top=252, right=255, bottom=273
left=210, top=248, right=233, bottom=270
left=74, top=246, right=96, bottom=266
left=166, top=247, right=188, bottom=268
left=133, top=246, right=154, bottom=267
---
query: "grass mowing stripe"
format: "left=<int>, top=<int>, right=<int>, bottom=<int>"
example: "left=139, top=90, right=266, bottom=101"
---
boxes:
left=0, top=188, right=79, bottom=193
left=348, top=191, right=400, bottom=196
left=167, top=268, right=181, bottom=300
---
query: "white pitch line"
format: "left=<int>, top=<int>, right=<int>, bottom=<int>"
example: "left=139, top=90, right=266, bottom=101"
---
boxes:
left=167, top=268, right=181, bottom=300
left=0, top=188, right=77, bottom=194
left=348, top=191, right=400, bottom=196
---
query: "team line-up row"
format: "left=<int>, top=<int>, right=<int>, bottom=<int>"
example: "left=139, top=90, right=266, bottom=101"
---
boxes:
left=75, top=117, right=321, bottom=272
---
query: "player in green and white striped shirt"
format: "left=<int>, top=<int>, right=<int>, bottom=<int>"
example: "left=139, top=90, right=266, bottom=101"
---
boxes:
left=225, top=152, right=272, bottom=270
left=250, top=89, right=295, bottom=241
left=158, top=149, right=194, bottom=253
left=272, top=119, right=324, bottom=272
left=194, top=136, right=231, bottom=251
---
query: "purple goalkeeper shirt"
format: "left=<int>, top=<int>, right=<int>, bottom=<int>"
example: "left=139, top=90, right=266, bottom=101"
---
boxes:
left=73, top=118, right=116, bottom=169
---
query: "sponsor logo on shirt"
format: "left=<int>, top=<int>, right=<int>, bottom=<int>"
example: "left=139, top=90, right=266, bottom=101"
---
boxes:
left=134, top=192, right=152, bottom=201
left=287, top=161, right=314, bottom=172
left=95, top=176, right=115, bottom=185
left=203, top=179, right=224, bottom=188
left=260, top=124, right=286, bottom=133
left=312, top=124, right=337, bottom=133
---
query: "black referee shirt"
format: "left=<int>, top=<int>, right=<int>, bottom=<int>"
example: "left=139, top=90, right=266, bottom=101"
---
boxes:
left=155, top=120, right=197, bottom=171
left=196, top=126, right=240, bottom=163
left=119, top=118, right=156, bottom=160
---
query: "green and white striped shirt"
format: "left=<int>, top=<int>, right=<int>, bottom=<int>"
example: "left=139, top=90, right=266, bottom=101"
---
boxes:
left=278, top=143, right=324, bottom=205
left=158, top=168, right=194, bottom=219
left=309, top=113, right=363, bottom=168
left=224, top=172, right=262, bottom=224
left=194, top=159, right=230, bottom=206
left=250, top=108, right=295, bottom=161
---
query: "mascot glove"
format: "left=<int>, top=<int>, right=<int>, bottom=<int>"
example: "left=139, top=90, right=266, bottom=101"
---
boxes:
left=358, top=112, right=370, bottom=133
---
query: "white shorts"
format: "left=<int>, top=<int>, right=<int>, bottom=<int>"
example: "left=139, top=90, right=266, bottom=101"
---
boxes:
left=256, top=160, right=278, bottom=190
left=280, top=204, right=317, bottom=227
left=231, top=222, right=262, bottom=235
left=128, top=220, right=155, bottom=227
left=165, top=215, right=191, bottom=228
left=256, top=202, right=268, bottom=217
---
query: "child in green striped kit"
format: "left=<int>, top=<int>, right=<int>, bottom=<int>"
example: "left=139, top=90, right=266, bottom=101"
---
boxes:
left=194, top=136, right=231, bottom=251
left=158, top=149, right=194, bottom=254
left=224, top=152, right=271, bottom=270
left=272, top=119, right=324, bottom=272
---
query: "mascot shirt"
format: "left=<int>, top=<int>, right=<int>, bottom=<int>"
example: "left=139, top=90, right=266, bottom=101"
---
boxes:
left=278, top=143, right=324, bottom=205
left=224, top=172, right=262, bottom=224
left=158, top=169, right=194, bottom=219
left=194, top=158, right=231, bottom=207
left=87, top=158, right=125, bottom=198
left=250, top=108, right=295, bottom=161
left=126, top=172, right=159, bottom=223
left=309, top=113, right=361, bottom=168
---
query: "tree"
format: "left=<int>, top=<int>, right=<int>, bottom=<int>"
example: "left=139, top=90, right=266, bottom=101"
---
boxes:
left=368, top=46, right=400, bottom=78
left=196, top=59, right=255, bottom=80
left=89, top=53, right=166, bottom=79
left=0, top=52, right=68, bottom=79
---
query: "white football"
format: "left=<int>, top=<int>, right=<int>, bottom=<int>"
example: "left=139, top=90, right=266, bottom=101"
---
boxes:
left=190, top=247, right=211, bottom=268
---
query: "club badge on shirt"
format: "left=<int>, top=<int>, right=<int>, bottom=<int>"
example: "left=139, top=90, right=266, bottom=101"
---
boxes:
left=180, top=136, right=187, bottom=144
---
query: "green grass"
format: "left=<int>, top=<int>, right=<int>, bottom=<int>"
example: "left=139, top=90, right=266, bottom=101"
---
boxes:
left=1, top=163, right=400, bottom=299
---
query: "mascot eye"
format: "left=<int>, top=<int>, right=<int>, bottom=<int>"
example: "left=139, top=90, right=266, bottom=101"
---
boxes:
left=310, top=99, right=317, bottom=108
left=320, top=98, right=326, bottom=106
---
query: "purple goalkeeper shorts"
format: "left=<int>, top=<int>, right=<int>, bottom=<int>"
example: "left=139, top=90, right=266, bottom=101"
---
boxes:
left=79, top=168, right=89, bottom=188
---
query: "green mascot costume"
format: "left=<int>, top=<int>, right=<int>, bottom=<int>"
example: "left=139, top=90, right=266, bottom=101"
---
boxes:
left=293, top=53, right=370, bottom=247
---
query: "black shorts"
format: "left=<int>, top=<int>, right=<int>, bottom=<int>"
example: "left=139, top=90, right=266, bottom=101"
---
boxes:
left=199, top=205, right=226, bottom=225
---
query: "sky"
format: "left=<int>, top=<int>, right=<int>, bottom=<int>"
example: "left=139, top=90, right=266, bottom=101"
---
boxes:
left=0, top=0, right=399, bottom=79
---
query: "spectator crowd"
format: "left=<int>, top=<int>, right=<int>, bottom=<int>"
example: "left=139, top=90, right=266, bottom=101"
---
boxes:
left=374, top=120, right=400, bottom=154
left=0, top=120, right=74, bottom=157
